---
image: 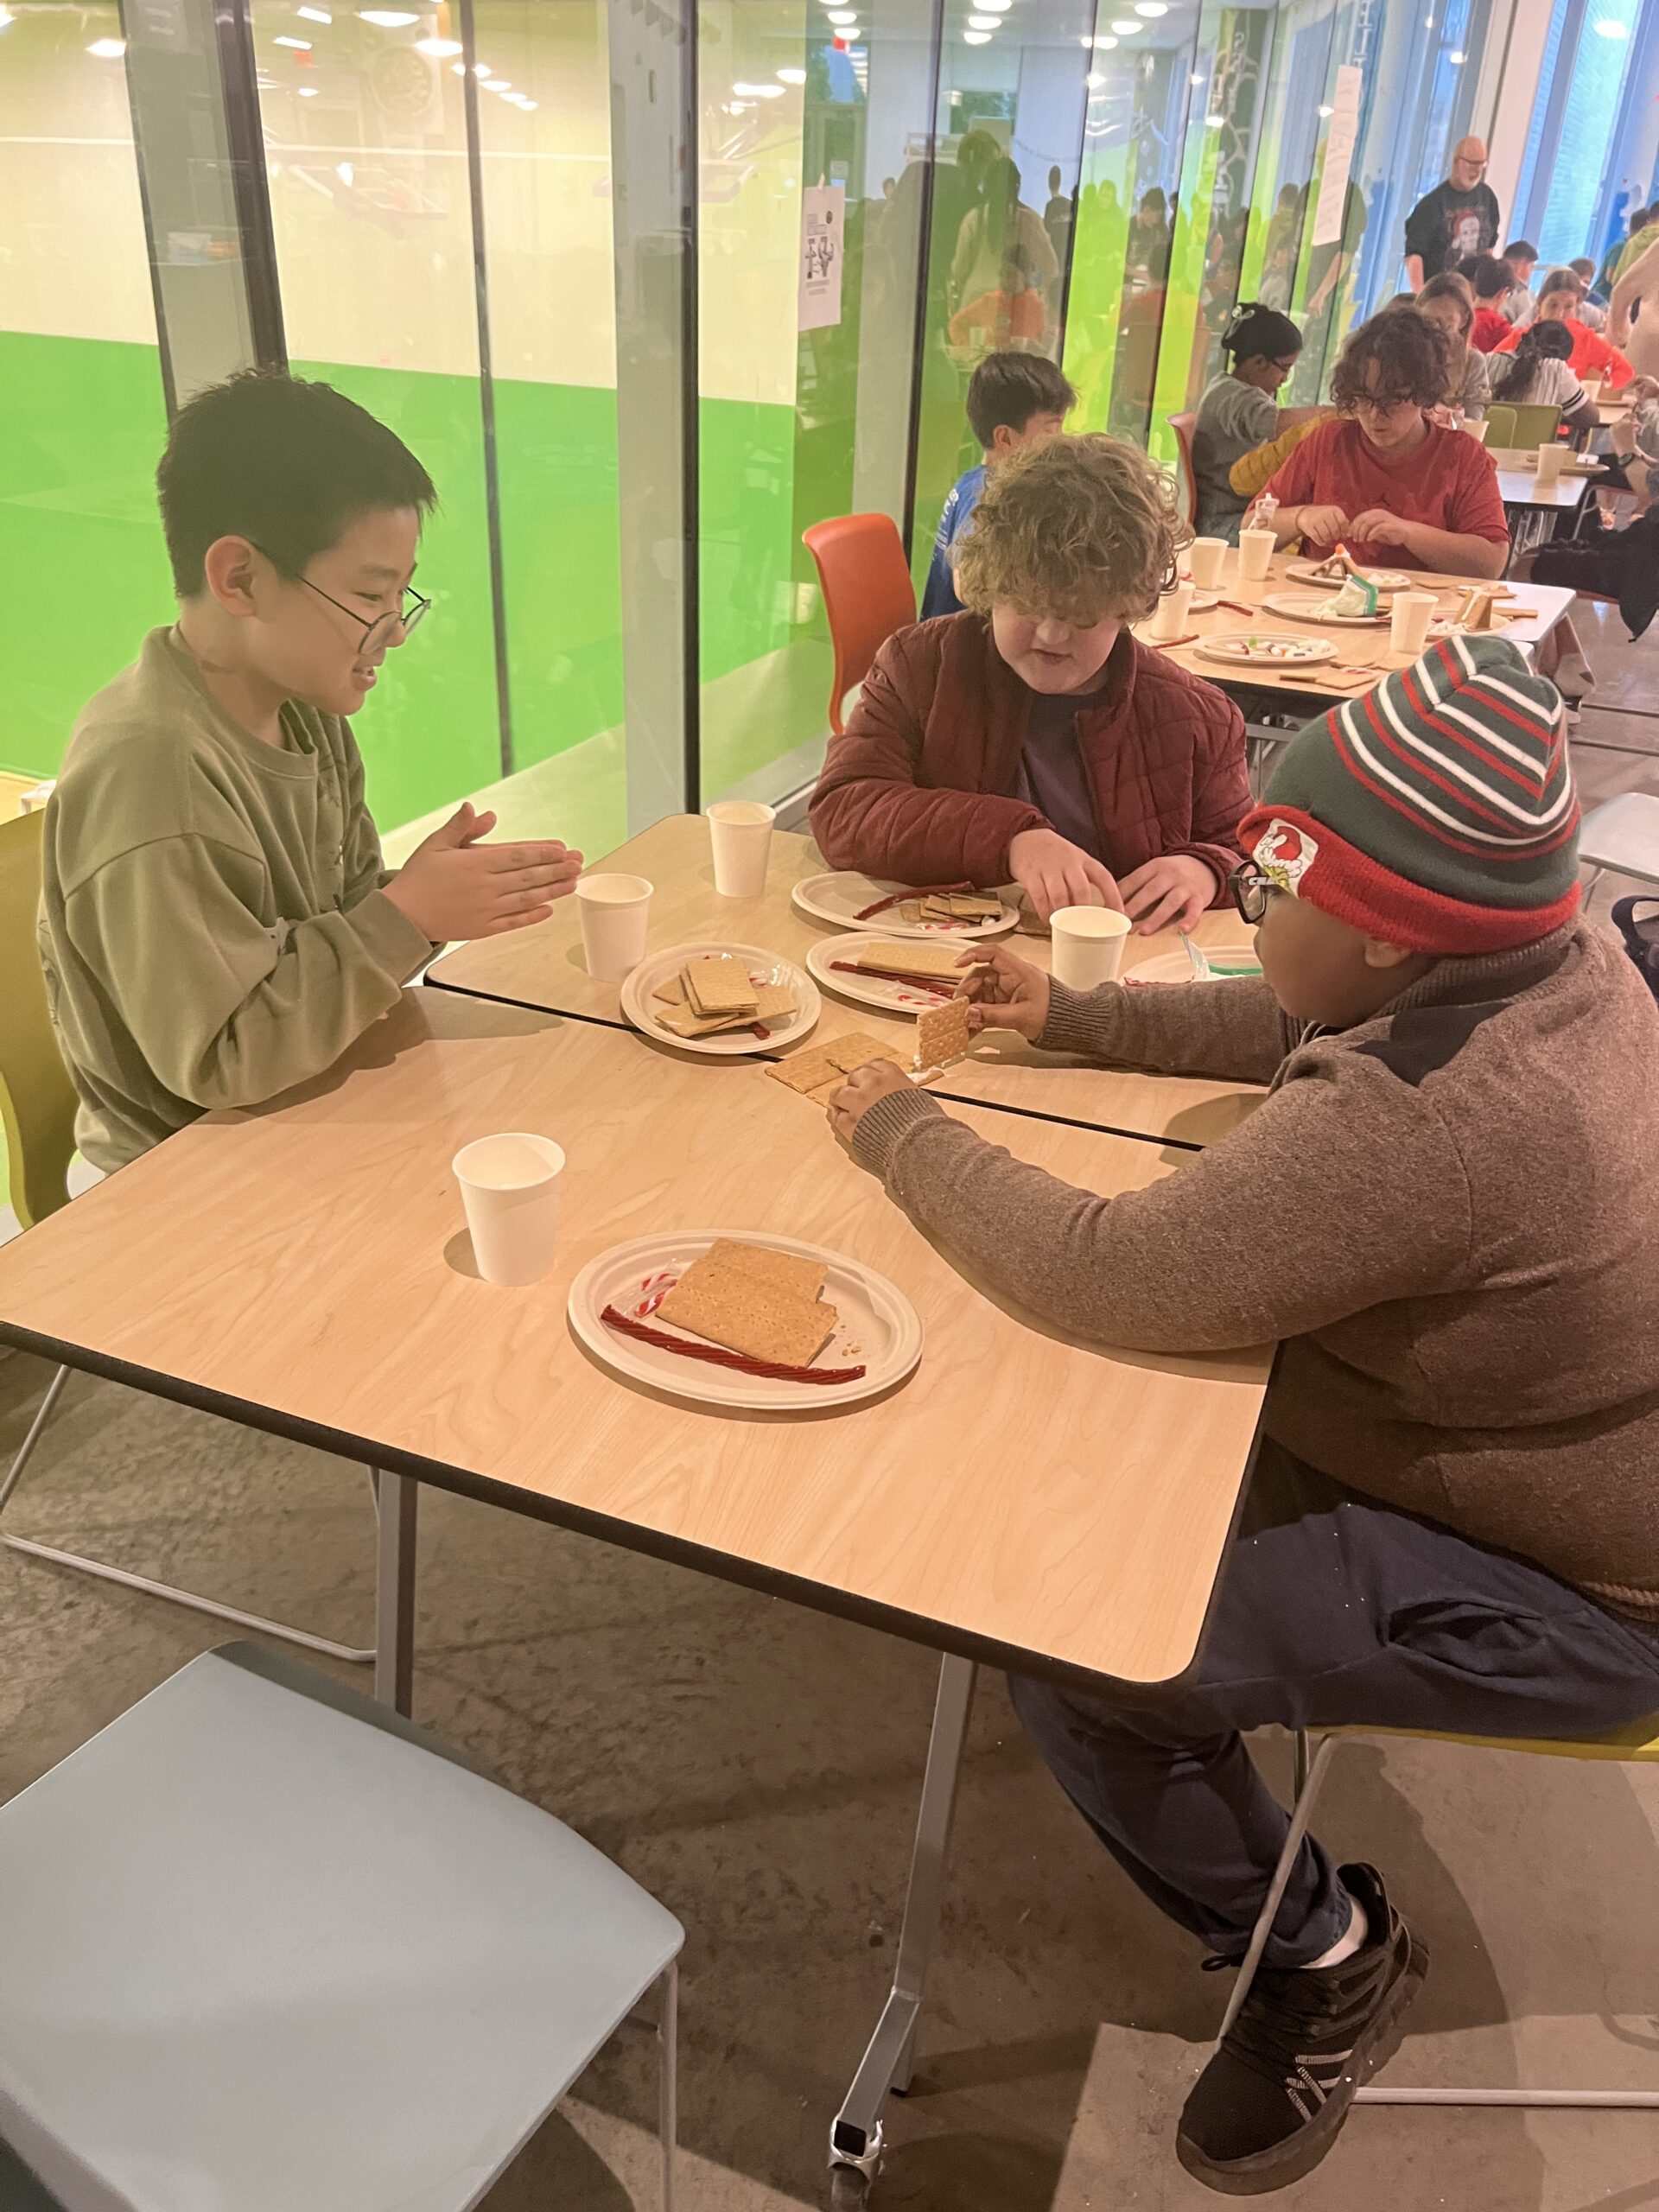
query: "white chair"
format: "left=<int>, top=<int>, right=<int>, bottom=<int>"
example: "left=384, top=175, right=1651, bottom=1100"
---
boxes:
left=0, top=1643, right=683, bottom=2211
left=1580, top=792, right=1659, bottom=893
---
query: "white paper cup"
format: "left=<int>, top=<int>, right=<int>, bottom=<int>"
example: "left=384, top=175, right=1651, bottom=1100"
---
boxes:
left=453, top=1133, right=565, bottom=1287
left=1050, top=905, right=1133, bottom=989
left=1580, top=376, right=1603, bottom=406
left=1461, top=416, right=1490, bottom=443
left=1147, top=581, right=1196, bottom=642
left=1535, top=440, right=1567, bottom=485
left=706, top=799, right=775, bottom=898
left=575, top=871, right=652, bottom=980
left=1390, top=590, right=1436, bottom=657
left=1237, top=527, right=1275, bottom=582
left=1188, top=537, right=1227, bottom=588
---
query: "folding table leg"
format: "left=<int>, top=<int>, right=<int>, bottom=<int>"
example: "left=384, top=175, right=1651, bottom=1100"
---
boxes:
left=829, top=1654, right=977, bottom=2190
left=373, top=1470, right=418, bottom=1717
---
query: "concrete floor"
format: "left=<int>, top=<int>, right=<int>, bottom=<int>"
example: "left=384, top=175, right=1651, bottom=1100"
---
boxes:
left=3, top=613, right=1658, bottom=2211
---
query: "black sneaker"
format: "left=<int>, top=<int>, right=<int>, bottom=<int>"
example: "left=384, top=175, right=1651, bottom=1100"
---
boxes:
left=1175, top=1863, right=1427, bottom=2196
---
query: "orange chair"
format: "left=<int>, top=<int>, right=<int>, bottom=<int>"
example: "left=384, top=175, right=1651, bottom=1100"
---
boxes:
left=1166, top=411, right=1200, bottom=526
left=802, top=512, right=918, bottom=736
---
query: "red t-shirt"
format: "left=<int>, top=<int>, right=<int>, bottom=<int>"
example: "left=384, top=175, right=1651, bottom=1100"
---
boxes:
left=1492, top=314, right=1632, bottom=387
left=1262, top=416, right=1510, bottom=570
left=1471, top=305, right=1510, bottom=353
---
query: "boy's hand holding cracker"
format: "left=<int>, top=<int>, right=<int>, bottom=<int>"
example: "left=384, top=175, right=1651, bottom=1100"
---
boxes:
left=957, top=944, right=1051, bottom=1040
left=386, top=802, right=584, bottom=942
left=827, top=1058, right=914, bottom=1144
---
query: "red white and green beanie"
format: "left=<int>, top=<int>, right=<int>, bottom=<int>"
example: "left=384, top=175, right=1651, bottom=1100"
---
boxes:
left=1236, top=633, right=1580, bottom=955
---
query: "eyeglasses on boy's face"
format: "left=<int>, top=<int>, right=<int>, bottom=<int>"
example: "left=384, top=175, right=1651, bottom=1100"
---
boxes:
left=1229, top=863, right=1277, bottom=925
left=251, top=542, right=430, bottom=656
left=1352, top=388, right=1421, bottom=419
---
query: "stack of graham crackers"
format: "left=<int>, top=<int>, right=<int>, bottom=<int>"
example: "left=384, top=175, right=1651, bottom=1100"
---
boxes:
left=766, top=1030, right=907, bottom=1107
left=849, top=941, right=965, bottom=988
left=894, top=891, right=1007, bottom=927
left=657, top=1239, right=838, bottom=1366
left=653, top=953, right=795, bottom=1040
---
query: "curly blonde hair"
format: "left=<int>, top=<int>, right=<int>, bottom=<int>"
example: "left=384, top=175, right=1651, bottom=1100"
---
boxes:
left=952, top=432, right=1185, bottom=626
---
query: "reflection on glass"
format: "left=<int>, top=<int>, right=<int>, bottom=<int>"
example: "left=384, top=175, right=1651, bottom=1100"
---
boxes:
left=250, top=0, right=501, bottom=833
left=0, top=3, right=171, bottom=788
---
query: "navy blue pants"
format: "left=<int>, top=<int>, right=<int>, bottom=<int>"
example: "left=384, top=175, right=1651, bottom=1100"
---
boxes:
left=1011, top=1442, right=1659, bottom=1967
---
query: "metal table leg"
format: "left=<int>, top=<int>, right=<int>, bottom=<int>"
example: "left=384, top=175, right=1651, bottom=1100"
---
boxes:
left=829, top=1654, right=977, bottom=2191
left=373, top=1469, right=418, bottom=1716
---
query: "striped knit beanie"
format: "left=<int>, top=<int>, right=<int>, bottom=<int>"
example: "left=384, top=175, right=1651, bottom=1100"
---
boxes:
left=1236, top=633, right=1580, bottom=954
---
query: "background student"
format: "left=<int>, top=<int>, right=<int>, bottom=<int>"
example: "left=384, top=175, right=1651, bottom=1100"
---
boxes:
left=1414, top=273, right=1491, bottom=419
left=920, top=351, right=1076, bottom=620
left=1190, top=301, right=1304, bottom=543
left=39, top=371, right=582, bottom=1174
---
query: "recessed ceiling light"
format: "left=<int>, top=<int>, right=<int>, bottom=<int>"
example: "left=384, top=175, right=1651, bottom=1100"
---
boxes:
left=297, top=82, right=319, bottom=92
left=296, top=5, right=332, bottom=20
left=358, top=9, right=418, bottom=22
left=1135, top=1, right=1167, bottom=13
left=480, top=76, right=511, bottom=89
left=1109, top=16, right=1141, bottom=31
left=1593, top=12, right=1630, bottom=29
left=963, top=28, right=991, bottom=41
left=969, top=12, right=1001, bottom=26
left=733, top=79, right=785, bottom=94
left=451, top=61, right=465, bottom=73
left=1093, top=32, right=1117, bottom=45
left=1316, top=101, right=1332, bottom=115
left=473, top=60, right=490, bottom=73
left=1084, top=70, right=1104, bottom=86
left=1204, top=111, right=1224, bottom=125
left=415, top=35, right=461, bottom=54
left=515, top=97, right=536, bottom=108
left=827, top=7, right=857, bottom=19
left=1448, top=47, right=1465, bottom=60
left=273, top=35, right=312, bottom=48
left=336, top=160, right=353, bottom=183
left=776, top=65, right=806, bottom=82
left=86, top=35, right=126, bottom=54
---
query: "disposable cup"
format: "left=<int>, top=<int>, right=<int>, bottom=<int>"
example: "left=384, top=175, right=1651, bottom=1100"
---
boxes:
left=1237, top=527, right=1275, bottom=582
left=1580, top=376, right=1603, bottom=406
left=1535, top=441, right=1567, bottom=486
left=575, top=872, right=652, bottom=980
left=1147, top=582, right=1195, bottom=642
left=1188, top=537, right=1227, bottom=589
left=1390, top=590, right=1436, bottom=657
left=453, top=1133, right=565, bottom=1287
left=1050, top=905, right=1133, bottom=990
left=1461, top=417, right=1491, bottom=443
left=707, top=800, right=775, bottom=897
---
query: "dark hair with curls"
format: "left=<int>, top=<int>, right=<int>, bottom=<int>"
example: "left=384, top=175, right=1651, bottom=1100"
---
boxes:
left=1330, top=308, right=1452, bottom=415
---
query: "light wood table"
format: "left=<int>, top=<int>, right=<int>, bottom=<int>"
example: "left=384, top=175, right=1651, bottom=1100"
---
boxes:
left=1491, top=456, right=1598, bottom=512
left=1140, top=550, right=1576, bottom=706
left=429, top=817, right=1266, bottom=1150
left=0, top=991, right=1271, bottom=2187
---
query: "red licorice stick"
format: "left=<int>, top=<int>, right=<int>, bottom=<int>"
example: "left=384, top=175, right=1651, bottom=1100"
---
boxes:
left=853, top=880, right=975, bottom=921
left=601, top=1304, right=866, bottom=1384
left=830, top=960, right=958, bottom=995
left=1217, top=599, right=1256, bottom=616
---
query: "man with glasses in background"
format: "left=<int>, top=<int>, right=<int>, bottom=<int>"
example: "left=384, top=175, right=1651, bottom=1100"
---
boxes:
left=37, top=371, right=582, bottom=1175
left=1403, top=137, right=1501, bottom=293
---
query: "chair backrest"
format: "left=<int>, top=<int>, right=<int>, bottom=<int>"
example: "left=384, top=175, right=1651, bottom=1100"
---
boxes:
left=0, top=810, right=79, bottom=1230
left=801, top=513, right=918, bottom=737
left=1508, top=401, right=1563, bottom=448
left=1483, top=403, right=1516, bottom=448
left=1166, top=412, right=1198, bottom=527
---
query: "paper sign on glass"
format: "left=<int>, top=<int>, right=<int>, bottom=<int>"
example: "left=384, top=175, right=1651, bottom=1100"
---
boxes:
left=799, top=185, right=844, bottom=332
left=1311, top=66, right=1363, bottom=250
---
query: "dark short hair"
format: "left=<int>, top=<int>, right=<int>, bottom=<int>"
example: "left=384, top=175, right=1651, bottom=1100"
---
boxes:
left=1502, top=239, right=1538, bottom=264
left=1631, top=207, right=1651, bottom=232
left=1465, top=251, right=1513, bottom=301
left=1539, top=266, right=1583, bottom=301
left=157, top=371, right=436, bottom=598
left=964, top=351, right=1077, bottom=448
left=1331, top=308, right=1451, bottom=412
left=1568, top=257, right=1596, bottom=279
left=1220, top=301, right=1303, bottom=366
left=1419, top=271, right=1473, bottom=331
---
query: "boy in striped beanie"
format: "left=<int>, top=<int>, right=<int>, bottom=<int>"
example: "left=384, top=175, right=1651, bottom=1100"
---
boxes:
left=826, top=633, right=1659, bottom=2195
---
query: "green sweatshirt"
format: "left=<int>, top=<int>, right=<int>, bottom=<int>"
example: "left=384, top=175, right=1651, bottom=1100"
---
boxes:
left=37, top=627, right=434, bottom=1173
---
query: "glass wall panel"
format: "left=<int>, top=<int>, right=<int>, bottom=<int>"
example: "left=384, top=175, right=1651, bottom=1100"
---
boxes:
left=248, top=0, right=502, bottom=835
left=0, top=4, right=173, bottom=787
left=913, top=0, right=1091, bottom=576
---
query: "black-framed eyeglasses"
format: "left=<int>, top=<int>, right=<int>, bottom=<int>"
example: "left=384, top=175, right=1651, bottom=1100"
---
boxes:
left=1230, top=862, right=1275, bottom=925
left=251, top=542, right=429, bottom=655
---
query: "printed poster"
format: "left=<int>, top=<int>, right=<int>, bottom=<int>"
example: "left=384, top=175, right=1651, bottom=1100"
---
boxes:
left=1312, top=66, right=1363, bottom=250
left=798, top=185, right=844, bottom=332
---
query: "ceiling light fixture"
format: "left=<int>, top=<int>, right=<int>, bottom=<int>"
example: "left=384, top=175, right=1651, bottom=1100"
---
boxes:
left=776, top=65, right=806, bottom=82
left=969, top=12, right=1001, bottom=26
left=1109, top=16, right=1141, bottom=31
left=273, top=34, right=312, bottom=47
left=1448, top=46, right=1465, bottom=60
left=415, top=35, right=461, bottom=54
left=963, top=28, right=991, bottom=41
left=87, top=34, right=126, bottom=54
left=297, top=81, right=319, bottom=92
left=1316, top=101, right=1332, bottom=115
left=1592, top=13, right=1628, bottom=31
left=336, top=160, right=353, bottom=183
left=1084, top=70, right=1105, bottom=86
left=480, top=76, right=511, bottom=89
left=1204, top=111, right=1224, bottom=124
left=358, top=9, right=419, bottom=23
left=1135, top=1, right=1168, bottom=13
left=296, top=5, right=332, bottom=20
left=733, top=79, right=785, bottom=94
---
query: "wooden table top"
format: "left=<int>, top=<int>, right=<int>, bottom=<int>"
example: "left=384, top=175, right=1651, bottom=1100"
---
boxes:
left=429, top=817, right=1265, bottom=1150
left=1140, top=550, right=1575, bottom=700
left=1491, top=458, right=1597, bottom=508
left=0, top=995, right=1271, bottom=1686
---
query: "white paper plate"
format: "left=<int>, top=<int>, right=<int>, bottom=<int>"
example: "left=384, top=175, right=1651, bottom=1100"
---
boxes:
left=620, top=942, right=819, bottom=1057
left=1128, top=944, right=1261, bottom=984
left=1262, top=590, right=1389, bottom=628
left=805, top=931, right=982, bottom=1017
left=1286, top=561, right=1416, bottom=593
left=1194, top=631, right=1340, bottom=667
left=791, top=872, right=1019, bottom=939
left=569, top=1230, right=922, bottom=1412
left=1160, top=589, right=1223, bottom=612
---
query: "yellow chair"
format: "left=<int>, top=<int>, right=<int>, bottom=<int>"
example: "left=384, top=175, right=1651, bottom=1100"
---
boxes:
left=1219, top=1719, right=1659, bottom=2107
left=1506, top=401, right=1563, bottom=448
left=0, top=810, right=372, bottom=1663
left=1483, top=404, right=1516, bottom=448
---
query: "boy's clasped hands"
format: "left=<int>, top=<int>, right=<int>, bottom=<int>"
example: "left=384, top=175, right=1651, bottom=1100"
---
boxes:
left=385, top=802, right=583, bottom=943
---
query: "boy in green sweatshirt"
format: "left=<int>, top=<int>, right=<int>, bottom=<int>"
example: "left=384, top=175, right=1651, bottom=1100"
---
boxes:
left=38, top=371, right=582, bottom=1173
left=827, top=634, right=1659, bottom=2194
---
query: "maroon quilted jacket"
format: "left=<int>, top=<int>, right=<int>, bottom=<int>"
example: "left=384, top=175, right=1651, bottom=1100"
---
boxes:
left=809, top=614, right=1251, bottom=895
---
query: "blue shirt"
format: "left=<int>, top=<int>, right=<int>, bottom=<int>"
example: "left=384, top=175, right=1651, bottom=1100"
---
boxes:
left=920, top=465, right=987, bottom=620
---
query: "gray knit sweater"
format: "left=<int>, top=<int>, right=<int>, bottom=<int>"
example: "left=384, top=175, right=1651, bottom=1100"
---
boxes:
left=852, top=922, right=1659, bottom=1618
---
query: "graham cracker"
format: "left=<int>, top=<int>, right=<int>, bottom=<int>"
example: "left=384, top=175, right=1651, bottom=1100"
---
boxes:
left=706, top=1238, right=828, bottom=1303
left=658, top=1004, right=758, bottom=1039
left=915, top=998, right=972, bottom=1070
left=823, top=1032, right=906, bottom=1074
left=684, top=956, right=757, bottom=1017
left=658, top=1263, right=838, bottom=1368
left=856, top=939, right=963, bottom=982
left=950, top=893, right=1005, bottom=919
left=652, top=975, right=688, bottom=1007
left=766, top=1046, right=842, bottom=1095
left=750, top=980, right=796, bottom=1021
